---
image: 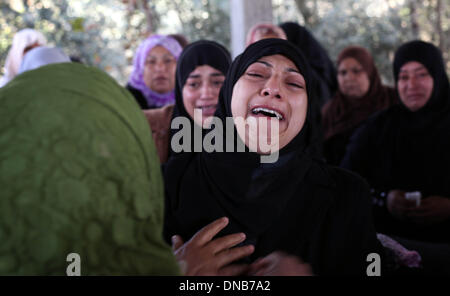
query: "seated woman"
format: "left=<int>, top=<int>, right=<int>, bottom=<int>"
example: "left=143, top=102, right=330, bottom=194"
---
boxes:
left=0, top=28, right=47, bottom=87
left=163, top=38, right=385, bottom=276
left=322, top=46, right=397, bottom=165
left=127, top=34, right=182, bottom=109
left=0, top=62, right=179, bottom=275
left=341, top=41, right=450, bottom=244
left=143, top=40, right=231, bottom=163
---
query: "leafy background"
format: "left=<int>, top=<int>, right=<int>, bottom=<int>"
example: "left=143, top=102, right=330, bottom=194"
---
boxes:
left=1, top=0, right=448, bottom=85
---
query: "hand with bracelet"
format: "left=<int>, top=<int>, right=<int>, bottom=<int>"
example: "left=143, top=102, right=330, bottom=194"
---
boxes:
left=387, top=190, right=450, bottom=225
left=386, top=190, right=417, bottom=221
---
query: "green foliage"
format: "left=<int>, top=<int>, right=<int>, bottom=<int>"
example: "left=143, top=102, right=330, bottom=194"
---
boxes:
left=0, top=0, right=132, bottom=83
left=0, top=0, right=229, bottom=84
left=170, top=0, right=230, bottom=49
left=1, top=0, right=448, bottom=85
left=274, top=0, right=450, bottom=84
left=313, top=0, right=407, bottom=84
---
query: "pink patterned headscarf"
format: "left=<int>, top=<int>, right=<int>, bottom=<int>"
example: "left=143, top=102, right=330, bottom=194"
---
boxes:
left=128, top=34, right=182, bottom=108
left=246, top=23, right=287, bottom=46
left=0, top=28, right=47, bottom=87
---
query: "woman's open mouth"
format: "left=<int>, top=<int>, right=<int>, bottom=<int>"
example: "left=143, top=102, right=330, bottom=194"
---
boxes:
left=195, top=104, right=217, bottom=116
left=251, top=107, right=284, bottom=120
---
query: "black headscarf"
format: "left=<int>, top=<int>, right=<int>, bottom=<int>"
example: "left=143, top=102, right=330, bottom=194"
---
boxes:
left=393, top=40, right=450, bottom=130
left=280, top=22, right=338, bottom=102
left=172, top=40, right=231, bottom=119
left=164, top=38, right=319, bottom=249
left=168, top=40, right=231, bottom=155
left=390, top=40, right=450, bottom=197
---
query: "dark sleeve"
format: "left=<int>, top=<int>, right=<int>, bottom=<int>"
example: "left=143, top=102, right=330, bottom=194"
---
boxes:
left=340, top=121, right=372, bottom=178
left=162, top=185, right=178, bottom=245
left=340, top=117, right=396, bottom=233
left=161, top=154, right=196, bottom=245
left=316, top=169, right=387, bottom=276
left=340, top=175, right=387, bottom=276
left=161, top=161, right=178, bottom=245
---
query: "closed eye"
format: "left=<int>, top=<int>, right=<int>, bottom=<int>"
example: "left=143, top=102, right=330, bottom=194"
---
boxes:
left=187, top=82, right=200, bottom=88
left=247, top=72, right=264, bottom=78
left=417, top=72, right=430, bottom=77
left=288, top=82, right=304, bottom=89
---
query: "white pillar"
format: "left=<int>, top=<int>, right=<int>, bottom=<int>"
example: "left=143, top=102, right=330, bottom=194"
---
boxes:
left=230, top=0, right=273, bottom=58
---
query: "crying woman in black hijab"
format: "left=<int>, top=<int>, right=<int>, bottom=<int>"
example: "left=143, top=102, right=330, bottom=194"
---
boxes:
left=163, top=39, right=384, bottom=276
left=144, top=40, right=230, bottom=163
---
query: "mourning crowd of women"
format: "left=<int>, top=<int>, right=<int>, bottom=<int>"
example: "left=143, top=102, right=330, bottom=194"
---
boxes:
left=1, top=21, right=449, bottom=276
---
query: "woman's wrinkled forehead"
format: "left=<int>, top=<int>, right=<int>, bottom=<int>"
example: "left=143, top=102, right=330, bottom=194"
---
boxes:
left=393, top=40, right=446, bottom=83
left=338, top=47, right=372, bottom=68
left=220, top=38, right=312, bottom=114
left=234, top=52, right=308, bottom=90
left=399, top=61, right=428, bottom=73
left=247, top=54, right=300, bottom=71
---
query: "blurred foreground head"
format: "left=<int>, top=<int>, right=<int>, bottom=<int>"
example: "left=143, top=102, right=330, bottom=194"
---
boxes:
left=1, top=28, right=47, bottom=87
left=0, top=63, right=179, bottom=275
left=19, top=46, right=71, bottom=74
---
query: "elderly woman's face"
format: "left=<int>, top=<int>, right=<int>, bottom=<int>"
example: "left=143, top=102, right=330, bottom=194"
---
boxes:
left=337, top=57, right=370, bottom=99
left=182, top=65, right=225, bottom=126
left=143, top=45, right=176, bottom=94
left=231, top=54, right=308, bottom=153
left=397, top=61, right=434, bottom=112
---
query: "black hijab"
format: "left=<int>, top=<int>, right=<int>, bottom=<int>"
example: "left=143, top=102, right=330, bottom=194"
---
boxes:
left=164, top=38, right=320, bottom=248
left=392, top=40, right=450, bottom=131
left=168, top=40, right=231, bottom=155
left=389, top=40, right=450, bottom=195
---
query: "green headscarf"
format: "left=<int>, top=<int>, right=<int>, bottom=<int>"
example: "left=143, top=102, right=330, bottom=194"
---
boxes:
left=0, top=63, right=180, bottom=275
